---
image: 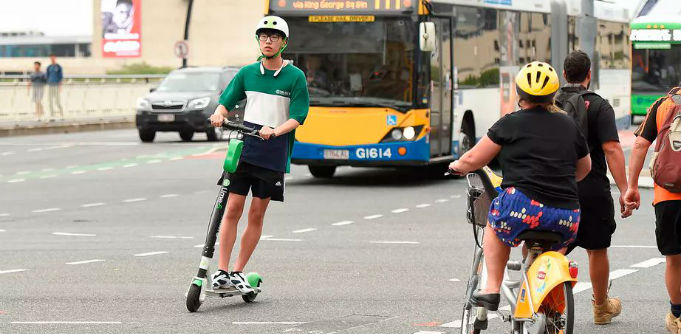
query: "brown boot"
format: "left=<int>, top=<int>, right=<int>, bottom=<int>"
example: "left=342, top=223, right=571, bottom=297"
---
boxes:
left=593, top=296, right=622, bottom=325
left=666, top=312, right=681, bottom=334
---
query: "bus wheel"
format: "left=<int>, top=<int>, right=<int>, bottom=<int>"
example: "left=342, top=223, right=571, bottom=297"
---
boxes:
left=459, top=131, right=473, bottom=156
left=309, top=165, right=336, bottom=178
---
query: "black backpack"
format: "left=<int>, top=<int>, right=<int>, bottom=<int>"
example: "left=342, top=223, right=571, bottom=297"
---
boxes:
left=555, top=89, right=598, bottom=140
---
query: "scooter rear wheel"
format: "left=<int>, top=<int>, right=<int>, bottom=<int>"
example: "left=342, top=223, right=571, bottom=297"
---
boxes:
left=186, top=284, right=202, bottom=312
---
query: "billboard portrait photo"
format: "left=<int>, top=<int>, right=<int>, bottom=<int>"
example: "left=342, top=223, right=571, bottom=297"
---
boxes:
left=101, top=0, right=142, bottom=57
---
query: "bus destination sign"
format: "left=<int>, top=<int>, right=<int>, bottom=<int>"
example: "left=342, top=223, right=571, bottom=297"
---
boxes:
left=271, top=0, right=414, bottom=13
left=632, top=29, right=681, bottom=43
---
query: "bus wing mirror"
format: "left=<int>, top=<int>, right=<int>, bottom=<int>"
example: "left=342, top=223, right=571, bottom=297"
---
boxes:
left=419, top=22, right=436, bottom=52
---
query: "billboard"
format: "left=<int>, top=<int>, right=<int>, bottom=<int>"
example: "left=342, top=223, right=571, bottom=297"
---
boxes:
left=101, top=0, right=142, bottom=57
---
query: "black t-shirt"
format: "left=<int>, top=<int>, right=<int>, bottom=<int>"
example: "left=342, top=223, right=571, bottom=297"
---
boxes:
left=487, top=107, right=590, bottom=209
left=637, top=87, right=681, bottom=142
left=558, top=86, right=620, bottom=197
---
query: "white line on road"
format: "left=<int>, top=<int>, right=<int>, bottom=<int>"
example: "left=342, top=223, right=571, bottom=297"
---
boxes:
left=232, top=322, right=307, bottom=325
left=413, top=331, right=444, bottom=334
left=285, top=176, right=294, bottom=181
left=16, top=171, right=30, bottom=175
left=0, top=269, right=28, bottom=274
left=147, top=159, right=162, bottom=164
left=364, top=214, right=383, bottom=220
left=631, top=257, right=666, bottom=268
left=97, top=167, right=113, bottom=171
left=448, top=278, right=460, bottom=282
left=0, top=229, right=5, bottom=232
left=150, top=235, right=193, bottom=239
left=134, top=251, right=168, bottom=257
left=33, top=208, right=61, bottom=213
left=123, top=198, right=147, bottom=203
left=292, top=228, right=317, bottom=233
left=8, top=178, right=26, bottom=183
left=53, top=232, right=96, bottom=237
left=260, top=235, right=273, bottom=240
left=170, top=156, right=184, bottom=161
left=435, top=198, right=449, bottom=203
left=27, top=147, right=44, bottom=152
left=370, top=241, right=420, bottom=244
left=416, top=203, right=431, bottom=208
left=261, top=238, right=302, bottom=242
left=40, top=175, right=57, bottom=179
left=71, top=170, right=86, bottom=175
left=81, top=202, right=105, bottom=208
left=611, top=245, right=657, bottom=249
left=332, top=221, right=354, bottom=226
left=66, top=259, right=105, bottom=265
left=123, top=163, right=138, bottom=168
left=392, top=208, right=409, bottom=213
left=11, top=321, right=121, bottom=324
left=0, top=213, right=9, bottom=217
left=450, top=195, right=462, bottom=199
left=160, top=194, right=179, bottom=198
left=1, top=151, right=15, bottom=156
left=609, top=268, right=639, bottom=280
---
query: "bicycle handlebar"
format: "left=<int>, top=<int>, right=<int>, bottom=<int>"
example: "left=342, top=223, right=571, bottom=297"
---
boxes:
left=222, top=121, right=256, bottom=133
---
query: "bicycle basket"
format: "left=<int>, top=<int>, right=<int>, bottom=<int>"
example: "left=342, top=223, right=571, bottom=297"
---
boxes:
left=466, top=173, right=492, bottom=227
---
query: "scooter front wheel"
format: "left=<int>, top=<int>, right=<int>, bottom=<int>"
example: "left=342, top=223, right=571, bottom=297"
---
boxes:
left=186, top=283, right=203, bottom=312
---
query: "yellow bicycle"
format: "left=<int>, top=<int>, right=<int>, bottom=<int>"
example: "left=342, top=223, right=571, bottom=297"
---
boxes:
left=460, top=167, right=578, bottom=334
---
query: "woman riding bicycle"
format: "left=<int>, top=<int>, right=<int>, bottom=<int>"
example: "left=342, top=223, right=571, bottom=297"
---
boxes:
left=448, top=61, right=591, bottom=311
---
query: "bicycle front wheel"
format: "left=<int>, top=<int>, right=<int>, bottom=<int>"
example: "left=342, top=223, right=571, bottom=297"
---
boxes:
left=541, top=282, right=574, bottom=334
left=461, top=226, right=486, bottom=334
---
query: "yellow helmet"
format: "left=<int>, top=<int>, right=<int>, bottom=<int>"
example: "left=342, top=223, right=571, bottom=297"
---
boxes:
left=515, top=61, right=560, bottom=103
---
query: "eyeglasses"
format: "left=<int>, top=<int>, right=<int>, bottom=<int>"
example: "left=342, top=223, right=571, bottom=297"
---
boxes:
left=258, top=34, right=282, bottom=42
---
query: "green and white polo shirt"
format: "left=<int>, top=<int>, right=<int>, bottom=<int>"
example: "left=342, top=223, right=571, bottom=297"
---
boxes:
left=219, top=61, right=309, bottom=173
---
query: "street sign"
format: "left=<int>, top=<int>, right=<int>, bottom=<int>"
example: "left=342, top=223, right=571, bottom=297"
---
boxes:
left=174, top=40, right=189, bottom=58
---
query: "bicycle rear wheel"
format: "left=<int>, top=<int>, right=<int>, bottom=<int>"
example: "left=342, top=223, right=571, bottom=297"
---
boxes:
left=461, top=226, right=486, bottom=334
left=541, top=282, right=574, bottom=334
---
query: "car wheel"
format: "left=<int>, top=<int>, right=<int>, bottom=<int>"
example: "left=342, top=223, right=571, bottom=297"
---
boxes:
left=180, top=130, right=194, bottom=142
left=206, top=127, right=223, bottom=142
left=139, top=129, right=156, bottom=143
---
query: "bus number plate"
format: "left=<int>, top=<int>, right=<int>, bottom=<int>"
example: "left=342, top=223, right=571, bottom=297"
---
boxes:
left=323, top=149, right=349, bottom=159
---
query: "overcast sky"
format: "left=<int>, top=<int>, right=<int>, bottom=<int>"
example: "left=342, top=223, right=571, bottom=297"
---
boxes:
left=0, top=0, right=92, bottom=36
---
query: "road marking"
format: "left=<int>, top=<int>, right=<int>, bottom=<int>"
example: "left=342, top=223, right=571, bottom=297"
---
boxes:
left=413, top=331, right=444, bottom=334
left=41, top=168, right=55, bottom=172
left=150, top=235, right=193, bottom=239
left=123, top=198, right=147, bottom=203
left=370, top=241, right=420, bottom=244
left=40, top=175, right=57, bottom=179
left=611, top=245, right=657, bottom=249
left=631, top=257, right=666, bottom=268
left=440, top=320, right=461, bottom=328
left=609, top=268, right=639, bottom=280
left=0, top=269, right=28, bottom=274
left=392, top=208, right=409, bottom=213
left=16, top=171, right=30, bottom=175
left=123, top=163, right=138, bottom=168
left=97, top=167, right=113, bottom=171
left=450, top=195, right=462, bottom=199
left=160, top=193, right=179, bottom=198
left=27, top=147, right=43, bottom=152
left=134, top=251, right=168, bottom=257
left=1, top=151, right=15, bottom=156
left=66, top=165, right=79, bottom=168
left=416, top=203, right=431, bottom=208
left=170, top=156, right=184, bottom=161
left=81, top=202, right=105, bottom=208
left=0, top=213, right=10, bottom=217
left=364, top=214, right=383, bottom=220
left=332, top=221, right=354, bottom=226
left=8, top=178, right=26, bottom=183
left=285, top=176, right=294, bottom=181
left=292, top=228, right=317, bottom=233
left=261, top=238, right=302, bottom=242
left=435, top=198, right=449, bottom=203
left=33, top=208, right=61, bottom=213
left=72, top=170, right=86, bottom=175
left=66, top=259, right=105, bottom=265
left=304, top=173, right=312, bottom=177
left=11, top=321, right=121, bottom=324
left=0, top=229, right=5, bottom=232
left=147, top=159, right=162, bottom=164
left=260, top=235, right=273, bottom=240
left=448, top=278, right=460, bottom=282
left=53, top=232, right=96, bottom=237
left=232, top=322, right=307, bottom=325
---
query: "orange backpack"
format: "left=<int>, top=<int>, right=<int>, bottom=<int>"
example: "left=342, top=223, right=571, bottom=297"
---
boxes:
left=650, top=93, right=681, bottom=193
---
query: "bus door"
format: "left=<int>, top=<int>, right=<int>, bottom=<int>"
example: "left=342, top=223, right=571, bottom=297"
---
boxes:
left=429, top=18, right=453, bottom=157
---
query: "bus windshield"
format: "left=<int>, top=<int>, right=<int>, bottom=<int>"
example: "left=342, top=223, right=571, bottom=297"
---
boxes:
left=286, top=17, right=416, bottom=110
left=632, top=45, right=681, bottom=94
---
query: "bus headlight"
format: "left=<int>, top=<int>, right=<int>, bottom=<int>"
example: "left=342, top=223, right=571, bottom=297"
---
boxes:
left=391, top=128, right=403, bottom=140
left=403, top=126, right=416, bottom=140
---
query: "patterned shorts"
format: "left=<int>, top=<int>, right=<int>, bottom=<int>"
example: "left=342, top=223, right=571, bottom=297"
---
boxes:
left=488, top=187, right=580, bottom=250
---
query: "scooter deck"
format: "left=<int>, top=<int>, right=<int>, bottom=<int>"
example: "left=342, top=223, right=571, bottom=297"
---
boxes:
left=206, top=286, right=262, bottom=297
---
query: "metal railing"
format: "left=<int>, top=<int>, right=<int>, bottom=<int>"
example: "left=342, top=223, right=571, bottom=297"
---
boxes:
left=0, top=74, right=166, bottom=122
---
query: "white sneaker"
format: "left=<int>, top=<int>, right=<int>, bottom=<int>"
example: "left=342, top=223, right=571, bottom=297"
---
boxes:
left=229, top=271, right=254, bottom=293
left=211, top=270, right=233, bottom=290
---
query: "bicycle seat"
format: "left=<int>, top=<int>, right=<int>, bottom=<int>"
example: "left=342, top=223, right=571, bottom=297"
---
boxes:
left=516, top=230, right=563, bottom=247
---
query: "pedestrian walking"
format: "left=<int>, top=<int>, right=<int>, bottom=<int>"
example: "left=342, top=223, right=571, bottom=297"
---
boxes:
left=28, top=61, right=47, bottom=121
left=556, top=50, right=631, bottom=324
left=625, top=87, right=681, bottom=333
left=46, top=54, right=64, bottom=119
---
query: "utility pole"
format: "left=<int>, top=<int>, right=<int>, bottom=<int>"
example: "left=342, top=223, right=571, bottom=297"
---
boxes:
left=182, top=0, right=194, bottom=68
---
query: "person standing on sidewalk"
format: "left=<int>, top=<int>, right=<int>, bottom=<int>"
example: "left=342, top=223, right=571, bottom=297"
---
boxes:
left=46, top=54, right=64, bottom=120
left=556, top=51, right=631, bottom=325
left=28, top=61, right=47, bottom=121
left=625, top=87, right=681, bottom=334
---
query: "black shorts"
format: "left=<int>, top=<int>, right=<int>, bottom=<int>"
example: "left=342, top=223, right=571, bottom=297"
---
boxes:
left=655, top=200, right=681, bottom=255
left=218, top=162, right=284, bottom=202
left=568, top=194, right=616, bottom=252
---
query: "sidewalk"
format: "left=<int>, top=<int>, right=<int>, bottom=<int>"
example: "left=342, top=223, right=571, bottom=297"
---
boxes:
left=612, top=127, right=654, bottom=189
left=0, top=116, right=134, bottom=137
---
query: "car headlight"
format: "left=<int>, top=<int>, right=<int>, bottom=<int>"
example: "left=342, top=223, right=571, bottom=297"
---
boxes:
left=403, top=126, right=416, bottom=140
left=136, top=98, right=151, bottom=110
left=187, top=97, right=211, bottom=110
left=391, top=128, right=403, bottom=141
